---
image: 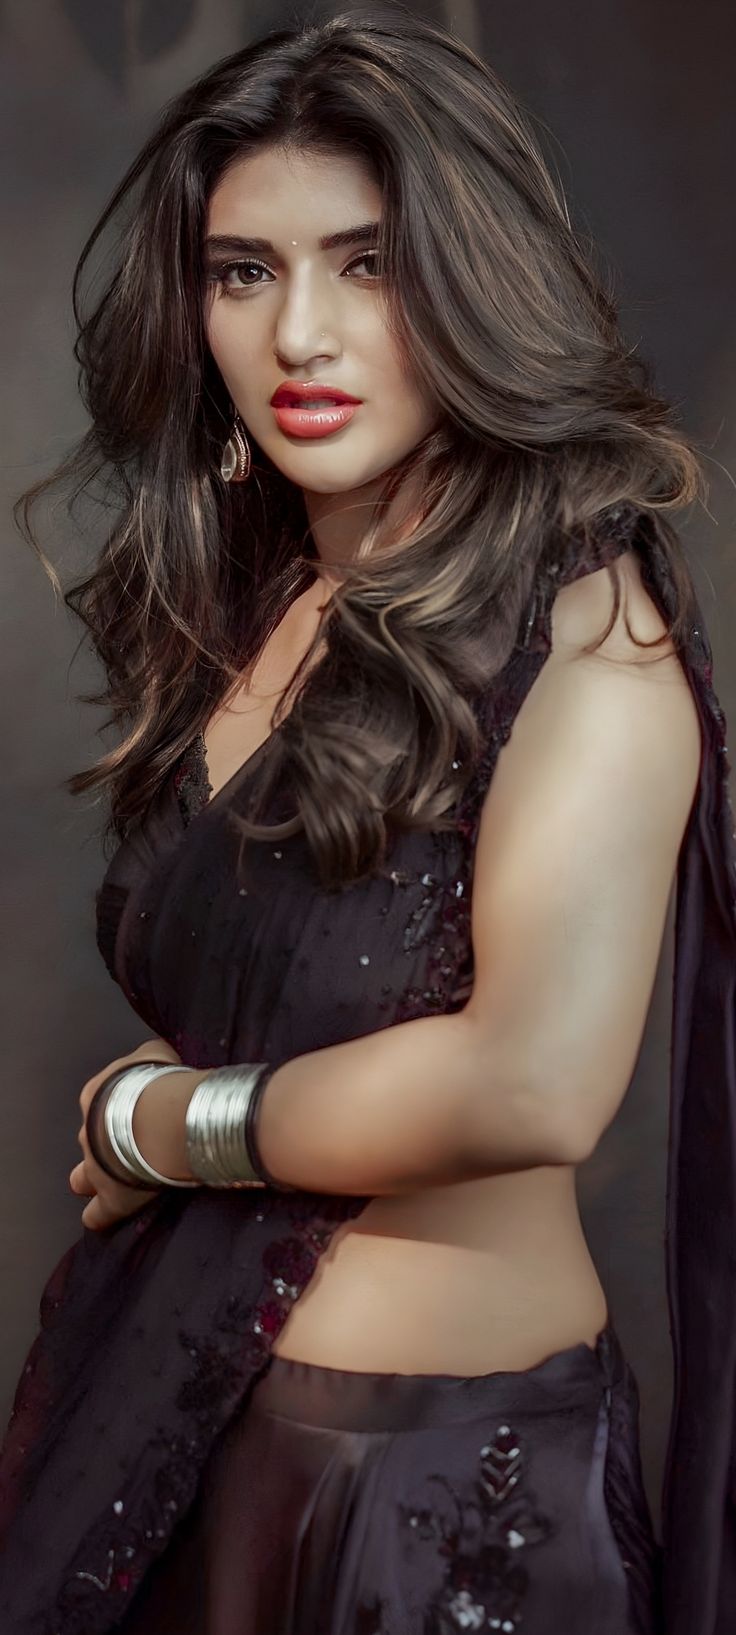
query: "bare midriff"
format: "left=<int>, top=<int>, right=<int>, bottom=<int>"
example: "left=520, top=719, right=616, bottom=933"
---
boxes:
left=270, top=1168, right=609, bottom=1375
left=203, top=578, right=609, bottom=1378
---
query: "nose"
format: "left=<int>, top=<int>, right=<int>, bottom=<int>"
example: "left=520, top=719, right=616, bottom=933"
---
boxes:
left=271, top=273, right=339, bottom=367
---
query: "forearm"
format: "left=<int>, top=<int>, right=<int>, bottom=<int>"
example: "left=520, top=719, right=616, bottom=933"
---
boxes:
left=133, top=1010, right=568, bottom=1196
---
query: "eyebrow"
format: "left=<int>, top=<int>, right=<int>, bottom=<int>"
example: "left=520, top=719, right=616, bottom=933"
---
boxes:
left=203, top=221, right=381, bottom=257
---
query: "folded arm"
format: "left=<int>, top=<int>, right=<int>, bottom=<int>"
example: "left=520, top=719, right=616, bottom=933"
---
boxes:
left=135, top=555, right=702, bottom=1196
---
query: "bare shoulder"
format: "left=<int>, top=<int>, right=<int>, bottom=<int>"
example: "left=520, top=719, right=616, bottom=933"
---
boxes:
left=550, top=545, right=676, bottom=662
left=547, top=546, right=702, bottom=806
left=463, top=546, right=704, bottom=1158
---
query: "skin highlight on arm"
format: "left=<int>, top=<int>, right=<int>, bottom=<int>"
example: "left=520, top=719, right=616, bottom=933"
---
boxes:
left=133, top=553, right=701, bottom=1199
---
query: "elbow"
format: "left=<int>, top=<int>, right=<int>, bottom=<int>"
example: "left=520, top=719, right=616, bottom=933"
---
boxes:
left=522, top=1090, right=593, bottom=1168
left=549, top=1102, right=597, bottom=1166
left=526, top=1071, right=599, bottom=1166
left=461, top=1025, right=595, bottom=1171
left=464, top=1052, right=595, bottom=1170
left=463, top=1080, right=588, bottom=1173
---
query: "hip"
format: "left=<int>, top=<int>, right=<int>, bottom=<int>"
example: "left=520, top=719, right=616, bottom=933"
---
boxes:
left=118, top=1321, right=663, bottom=1635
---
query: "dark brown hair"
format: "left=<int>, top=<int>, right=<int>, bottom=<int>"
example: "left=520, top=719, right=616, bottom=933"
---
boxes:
left=16, top=2, right=705, bottom=889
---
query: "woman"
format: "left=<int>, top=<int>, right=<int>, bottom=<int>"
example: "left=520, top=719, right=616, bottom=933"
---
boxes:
left=1, top=7, right=734, bottom=1633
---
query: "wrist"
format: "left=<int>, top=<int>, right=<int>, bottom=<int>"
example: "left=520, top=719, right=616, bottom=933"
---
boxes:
left=132, top=1067, right=211, bottom=1181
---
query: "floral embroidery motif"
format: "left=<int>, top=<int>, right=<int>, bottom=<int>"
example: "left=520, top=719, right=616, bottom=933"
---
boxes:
left=396, top=1421, right=554, bottom=1632
left=57, top=1189, right=370, bottom=1632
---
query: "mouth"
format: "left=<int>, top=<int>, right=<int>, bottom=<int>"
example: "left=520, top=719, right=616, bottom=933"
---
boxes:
left=270, top=399, right=362, bottom=440
left=270, top=385, right=363, bottom=408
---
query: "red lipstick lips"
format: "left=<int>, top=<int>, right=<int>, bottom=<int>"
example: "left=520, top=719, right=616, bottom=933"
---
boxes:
left=270, top=381, right=362, bottom=406
left=270, top=380, right=363, bottom=439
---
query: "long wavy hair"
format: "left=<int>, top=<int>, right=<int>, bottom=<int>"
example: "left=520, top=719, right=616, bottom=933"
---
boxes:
left=16, top=2, right=705, bottom=890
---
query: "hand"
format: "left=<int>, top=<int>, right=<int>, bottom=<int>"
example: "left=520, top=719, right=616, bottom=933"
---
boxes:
left=70, top=1037, right=183, bottom=1232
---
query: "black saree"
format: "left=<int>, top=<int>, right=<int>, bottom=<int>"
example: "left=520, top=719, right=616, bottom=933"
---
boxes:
left=0, top=505, right=734, bottom=1633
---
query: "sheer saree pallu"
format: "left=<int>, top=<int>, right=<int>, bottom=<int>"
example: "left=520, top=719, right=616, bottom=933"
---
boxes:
left=1, top=508, right=735, bottom=1633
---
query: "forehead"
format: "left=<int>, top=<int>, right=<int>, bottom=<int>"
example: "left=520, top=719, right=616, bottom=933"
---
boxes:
left=206, top=145, right=382, bottom=237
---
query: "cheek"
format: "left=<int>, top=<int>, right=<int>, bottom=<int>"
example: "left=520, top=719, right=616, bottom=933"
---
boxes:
left=370, top=337, right=436, bottom=427
left=393, top=388, right=439, bottom=443
left=205, top=323, right=227, bottom=382
left=205, top=307, right=251, bottom=381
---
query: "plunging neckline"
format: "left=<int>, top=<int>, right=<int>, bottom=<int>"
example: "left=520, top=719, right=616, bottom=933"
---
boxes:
left=182, top=720, right=285, bottom=824
left=177, top=557, right=324, bottom=825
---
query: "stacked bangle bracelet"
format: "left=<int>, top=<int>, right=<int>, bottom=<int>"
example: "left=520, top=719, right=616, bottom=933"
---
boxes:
left=85, top=1058, right=293, bottom=1192
left=86, top=1062, right=200, bottom=1190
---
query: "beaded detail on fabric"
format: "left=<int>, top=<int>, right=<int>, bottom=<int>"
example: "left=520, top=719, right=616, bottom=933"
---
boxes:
left=368, top=846, right=476, bottom=1021
left=56, top=1188, right=369, bottom=1632
left=172, top=737, right=212, bottom=826
left=401, top=1421, right=555, bottom=1633
left=355, top=1423, right=554, bottom=1634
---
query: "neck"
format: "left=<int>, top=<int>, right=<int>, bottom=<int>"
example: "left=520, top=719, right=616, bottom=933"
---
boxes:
left=303, top=466, right=426, bottom=578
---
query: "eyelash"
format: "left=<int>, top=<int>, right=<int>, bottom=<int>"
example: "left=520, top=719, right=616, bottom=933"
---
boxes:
left=208, top=251, right=381, bottom=298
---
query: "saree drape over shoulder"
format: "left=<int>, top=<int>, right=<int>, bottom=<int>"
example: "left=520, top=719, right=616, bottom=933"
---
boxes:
left=0, top=505, right=734, bottom=1634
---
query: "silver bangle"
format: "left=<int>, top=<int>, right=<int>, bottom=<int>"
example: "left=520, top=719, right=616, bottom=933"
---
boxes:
left=104, top=1063, right=202, bottom=1188
left=185, top=1064, right=270, bottom=1188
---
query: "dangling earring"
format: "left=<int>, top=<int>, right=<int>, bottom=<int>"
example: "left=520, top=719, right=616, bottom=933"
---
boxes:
left=220, top=408, right=251, bottom=483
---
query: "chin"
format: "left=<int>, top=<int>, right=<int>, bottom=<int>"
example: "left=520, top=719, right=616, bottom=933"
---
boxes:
left=278, top=459, right=385, bottom=494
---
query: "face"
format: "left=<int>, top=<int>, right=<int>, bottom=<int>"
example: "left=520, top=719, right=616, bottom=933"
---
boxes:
left=203, top=144, right=440, bottom=560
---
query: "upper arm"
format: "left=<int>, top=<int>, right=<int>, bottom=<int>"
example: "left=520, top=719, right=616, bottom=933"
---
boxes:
left=463, top=549, right=702, bottom=1163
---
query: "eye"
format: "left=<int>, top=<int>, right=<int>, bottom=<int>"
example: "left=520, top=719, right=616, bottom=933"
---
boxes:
left=343, top=251, right=382, bottom=278
left=209, top=259, right=272, bottom=294
left=207, top=249, right=383, bottom=299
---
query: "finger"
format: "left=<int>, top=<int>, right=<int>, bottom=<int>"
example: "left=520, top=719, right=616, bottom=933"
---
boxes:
left=79, top=1074, right=109, bottom=1115
left=77, top=1119, right=95, bottom=1156
left=80, top=1187, right=158, bottom=1230
left=81, top=1198, right=112, bottom=1231
left=71, top=1179, right=96, bottom=1199
left=69, top=1162, right=96, bottom=1198
left=79, top=1074, right=105, bottom=1112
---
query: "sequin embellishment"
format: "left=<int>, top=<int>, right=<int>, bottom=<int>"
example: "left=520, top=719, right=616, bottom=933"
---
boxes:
left=172, top=732, right=213, bottom=825
left=397, top=1422, right=554, bottom=1631
left=56, top=1188, right=370, bottom=1631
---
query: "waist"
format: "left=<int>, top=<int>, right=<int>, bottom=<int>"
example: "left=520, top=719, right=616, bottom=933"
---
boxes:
left=271, top=1167, right=610, bottom=1376
left=344, top=1163, right=588, bottom=1258
left=259, top=1318, right=626, bottom=1431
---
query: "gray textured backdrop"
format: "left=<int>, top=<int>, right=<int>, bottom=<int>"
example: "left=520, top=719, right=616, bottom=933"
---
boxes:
left=1, top=0, right=734, bottom=1533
